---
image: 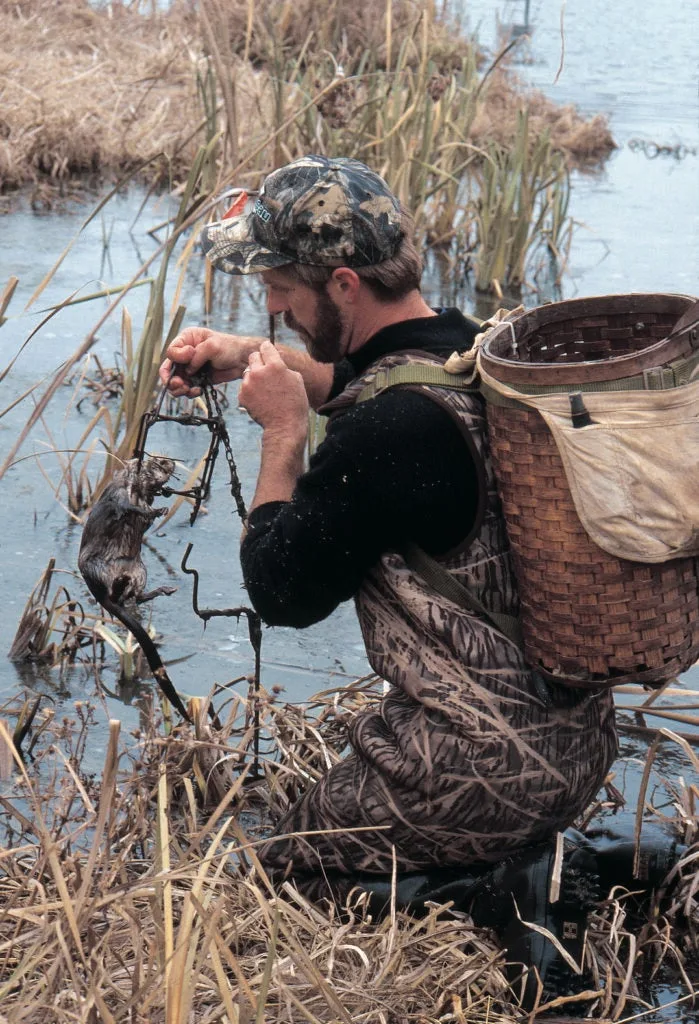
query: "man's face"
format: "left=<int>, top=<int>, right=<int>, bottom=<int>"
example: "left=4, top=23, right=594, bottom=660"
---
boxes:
left=261, top=268, right=347, bottom=363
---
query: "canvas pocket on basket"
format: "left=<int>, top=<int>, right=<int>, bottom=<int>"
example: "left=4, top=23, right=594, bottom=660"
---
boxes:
left=479, top=368, right=699, bottom=563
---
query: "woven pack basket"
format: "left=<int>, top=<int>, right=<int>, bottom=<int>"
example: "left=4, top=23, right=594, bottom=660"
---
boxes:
left=479, top=293, right=699, bottom=688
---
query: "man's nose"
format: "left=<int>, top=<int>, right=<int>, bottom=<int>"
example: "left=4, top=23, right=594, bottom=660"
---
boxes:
left=266, top=292, right=288, bottom=315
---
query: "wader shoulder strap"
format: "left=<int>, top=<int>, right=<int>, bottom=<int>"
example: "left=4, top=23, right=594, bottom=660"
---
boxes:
left=357, top=364, right=478, bottom=403
left=404, top=546, right=556, bottom=703
left=356, top=362, right=523, bottom=649
left=403, top=543, right=524, bottom=648
left=311, top=362, right=477, bottom=454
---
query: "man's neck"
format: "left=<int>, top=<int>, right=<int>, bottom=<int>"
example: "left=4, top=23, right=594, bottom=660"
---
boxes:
left=346, top=290, right=436, bottom=355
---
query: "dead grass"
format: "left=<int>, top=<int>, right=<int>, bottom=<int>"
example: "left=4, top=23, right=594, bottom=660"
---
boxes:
left=0, top=684, right=520, bottom=1023
left=1, top=675, right=697, bottom=1022
left=470, top=69, right=616, bottom=165
left=0, top=0, right=615, bottom=194
left=0, top=0, right=616, bottom=299
left=0, top=1, right=197, bottom=188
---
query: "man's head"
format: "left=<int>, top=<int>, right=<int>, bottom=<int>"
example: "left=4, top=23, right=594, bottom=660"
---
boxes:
left=202, top=154, right=406, bottom=275
left=201, top=155, right=425, bottom=361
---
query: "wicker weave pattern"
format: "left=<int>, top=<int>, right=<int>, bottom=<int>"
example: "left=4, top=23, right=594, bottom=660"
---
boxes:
left=482, top=293, right=694, bottom=387
left=482, top=294, right=699, bottom=687
left=521, top=309, right=675, bottom=365
left=488, top=405, right=699, bottom=686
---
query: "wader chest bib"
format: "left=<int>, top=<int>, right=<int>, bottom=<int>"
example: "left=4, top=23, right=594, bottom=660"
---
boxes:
left=259, top=350, right=617, bottom=877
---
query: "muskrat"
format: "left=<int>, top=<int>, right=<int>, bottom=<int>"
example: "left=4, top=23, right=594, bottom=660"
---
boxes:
left=78, top=456, right=190, bottom=721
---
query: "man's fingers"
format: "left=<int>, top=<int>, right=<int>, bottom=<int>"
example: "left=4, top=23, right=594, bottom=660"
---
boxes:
left=258, top=339, right=283, bottom=364
left=159, top=359, right=200, bottom=397
left=244, top=341, right=285, bottom=380
left=187, top=346, right=215, bottom=373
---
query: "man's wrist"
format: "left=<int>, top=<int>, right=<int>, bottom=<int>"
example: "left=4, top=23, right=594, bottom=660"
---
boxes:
left=261, top=424, right=308, bottom=452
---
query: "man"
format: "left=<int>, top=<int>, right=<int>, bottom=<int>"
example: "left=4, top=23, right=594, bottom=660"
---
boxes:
left=161, top=155, right=617, bottom=883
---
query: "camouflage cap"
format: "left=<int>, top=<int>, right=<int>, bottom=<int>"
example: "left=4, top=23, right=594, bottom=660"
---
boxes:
left=201, top=155, right=403, bottom=275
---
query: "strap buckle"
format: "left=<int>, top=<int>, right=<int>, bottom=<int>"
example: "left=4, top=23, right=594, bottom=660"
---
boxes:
left=642, top=365, right=675, bottom=390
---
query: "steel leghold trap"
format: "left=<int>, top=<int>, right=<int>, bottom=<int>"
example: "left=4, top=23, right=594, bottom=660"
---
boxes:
left=132, top=364, right=263, bottom=778
left=133, top=362, right=247, bottom=525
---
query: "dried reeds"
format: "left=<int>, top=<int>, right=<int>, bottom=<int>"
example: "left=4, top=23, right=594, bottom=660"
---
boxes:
left=1, top=678, right=697, bottom=1022
left=8, top=558, right=93, bottom=669
left=0, top=684, right=520, bottom=1022
left=0, top=0, right=622, bottom=514
left=0, top=0, right=614, bottom=195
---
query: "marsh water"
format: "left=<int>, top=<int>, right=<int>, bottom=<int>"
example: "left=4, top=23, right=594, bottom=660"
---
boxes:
left=1, top=1, right=697, bottom=757
left=0, top=3, right=696, bottom=739
left=1, top=1, right=698, bottom=1006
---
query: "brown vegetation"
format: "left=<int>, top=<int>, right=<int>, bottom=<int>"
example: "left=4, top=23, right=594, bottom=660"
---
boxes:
left=1, top=678, right=696, bottom=1021
left=0, top=0, right=202, bottom=189
left=0, top=0, right=615, bottom=195
left=470, top=69, right=615, bottom=161
left=0, top=8, right=691, bottom=1021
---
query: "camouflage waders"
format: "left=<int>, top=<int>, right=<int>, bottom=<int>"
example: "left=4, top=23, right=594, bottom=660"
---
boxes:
left=259, top=352, right=618, bottom=877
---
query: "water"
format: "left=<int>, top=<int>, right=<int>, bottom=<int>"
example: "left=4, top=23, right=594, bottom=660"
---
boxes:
left=0, top=4, right=696, bottom=711
left=0, top=4, right=695, bottom=710
left=0, top=1, right=698, bottom=1012
left=457, top=0, right=699, bottom=297
left=1, top=5, right=698, bottom=1004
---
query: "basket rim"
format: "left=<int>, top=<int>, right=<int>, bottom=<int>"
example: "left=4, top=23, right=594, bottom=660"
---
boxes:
left=480, top=292, right=698, bottom=387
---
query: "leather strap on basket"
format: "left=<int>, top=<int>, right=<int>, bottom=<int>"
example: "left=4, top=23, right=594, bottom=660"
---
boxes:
left=479, top=297, right=699, bottom=406
left=667, top=296, right=699, bottom=339
left=480, top=344, right=699, bottom=407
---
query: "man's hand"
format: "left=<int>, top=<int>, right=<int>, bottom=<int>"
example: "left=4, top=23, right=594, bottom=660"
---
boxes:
left=239, top=341, right=309, bottom=441
left=238, top=342, right=309, bottom=514
left=159, top=327, right=265, bottom=397
left=160, top=324, right=336, bottom=409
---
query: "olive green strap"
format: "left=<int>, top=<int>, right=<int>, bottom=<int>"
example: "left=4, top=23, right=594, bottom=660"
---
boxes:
left=357, top=364, right=478, bottom=403
left=307, top=408, right=327, bottom=455
left=403, top=543, right=523, bottom=648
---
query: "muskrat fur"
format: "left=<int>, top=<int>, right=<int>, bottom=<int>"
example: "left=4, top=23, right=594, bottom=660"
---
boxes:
left=78, top=456, right=190, bottom=721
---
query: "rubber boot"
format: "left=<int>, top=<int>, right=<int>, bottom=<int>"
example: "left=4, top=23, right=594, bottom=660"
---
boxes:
left=347, top=863, right=495, bottom=917
left=462, top=825, right=685, bottom=1009
left=328, top=837, right=599, bottom=1012
left=565, top=821, right=685, bottom=897
left=316, top=825, right=685, bottom=1013
left=467, top=837, right=601, bottom=1011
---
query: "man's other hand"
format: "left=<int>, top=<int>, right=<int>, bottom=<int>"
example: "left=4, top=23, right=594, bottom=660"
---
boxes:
left=159, top=327, right=265, bottom=397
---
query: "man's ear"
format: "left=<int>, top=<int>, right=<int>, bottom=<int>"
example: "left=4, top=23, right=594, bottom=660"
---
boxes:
left=327, top=267, right=361, bottom=304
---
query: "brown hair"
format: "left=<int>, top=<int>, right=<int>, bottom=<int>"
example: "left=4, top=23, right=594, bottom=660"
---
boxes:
left=285, top=207, right=423, bottom=301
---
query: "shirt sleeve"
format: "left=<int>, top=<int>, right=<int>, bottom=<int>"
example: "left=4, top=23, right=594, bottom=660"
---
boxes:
left=239, top=389, right=479, bottom=627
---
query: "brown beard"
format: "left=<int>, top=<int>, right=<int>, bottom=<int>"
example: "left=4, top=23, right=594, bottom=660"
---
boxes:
left=284, top=289, right=345, bottom=363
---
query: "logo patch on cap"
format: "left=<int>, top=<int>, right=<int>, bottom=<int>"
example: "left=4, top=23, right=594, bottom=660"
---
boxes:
left=254, top=198, right=272, bottom=223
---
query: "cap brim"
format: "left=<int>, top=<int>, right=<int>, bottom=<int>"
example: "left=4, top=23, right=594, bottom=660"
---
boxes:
left=200, top=212, right=290, bottom=275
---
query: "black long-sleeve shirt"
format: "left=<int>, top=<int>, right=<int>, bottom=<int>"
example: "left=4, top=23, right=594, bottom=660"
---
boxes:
left=240, top=308, right=482, bottom=627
